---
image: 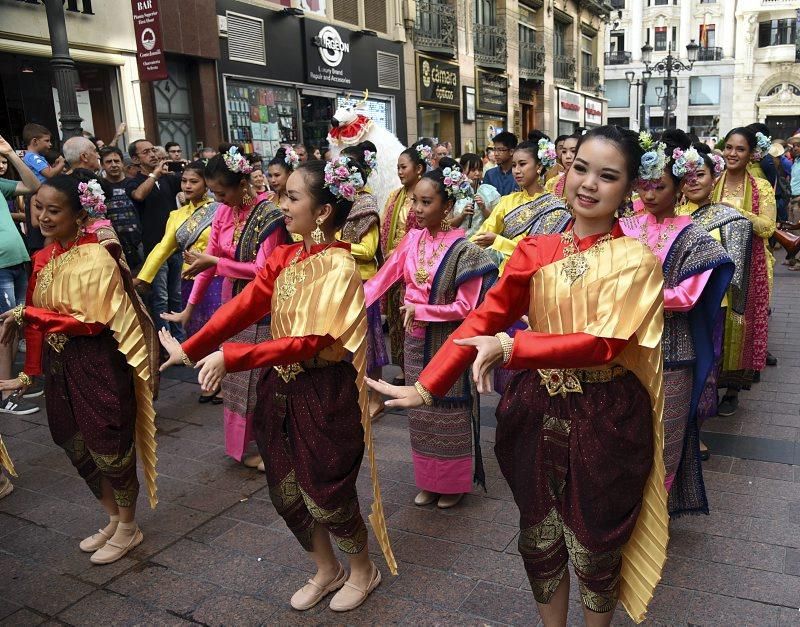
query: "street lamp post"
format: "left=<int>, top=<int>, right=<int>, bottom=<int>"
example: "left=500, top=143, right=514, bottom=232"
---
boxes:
left=640, top=39, right=699, bottom=130
left=43, top=0, right=83, bottom=140
left=625, top=69, right=652, bottom=132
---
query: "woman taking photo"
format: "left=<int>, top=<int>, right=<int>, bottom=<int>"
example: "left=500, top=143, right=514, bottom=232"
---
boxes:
left=371, top=126, right=669, bottom=625
left=472, top=140, right=570, bottom=273
left=163, top=148, right=288, bottom=468
left=712, top=127, right=776, bottom=416
left=622, top=132, right=733, bottom=516
left=365, top=158, right=498, bottom=509
left=0, top=176, right=158, bottom=565
left=159, top=157, right=395, bottom=612
left=449, top=153, right=501, bottom=246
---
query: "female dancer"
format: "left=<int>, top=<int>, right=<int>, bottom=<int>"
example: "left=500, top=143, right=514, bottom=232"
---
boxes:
left=379, top=144, right=426, bottom=382
left=712, top=127, right=776, bottom=416
left=544, top=132, right=579, bottom=198
left=135, top=162, right=222, bottom=343
left=163, top=148, right=288, bottom=467
left=365, top=158, right=498, bottom=509
left=266, top=150, right=295, bottom=208
left=371, top=126, right=669, bottom=625
left=337, top=144, right=389, bottom=418
left=472, top=140, right=570, bottom=272
left=0, top=176, right=158, bottom=564
left=159, top=158, right=395, bottom=612
left=622, top=132, right=733, bottom=516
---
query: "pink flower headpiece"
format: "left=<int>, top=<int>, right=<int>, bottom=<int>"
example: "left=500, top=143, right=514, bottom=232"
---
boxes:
left=223, top=146, right=253, bottom=174
left=78, top=179, right=107, bottom=218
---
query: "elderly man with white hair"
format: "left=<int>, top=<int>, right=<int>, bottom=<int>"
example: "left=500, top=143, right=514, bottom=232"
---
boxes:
left=62, top=135, right=101, bottom=174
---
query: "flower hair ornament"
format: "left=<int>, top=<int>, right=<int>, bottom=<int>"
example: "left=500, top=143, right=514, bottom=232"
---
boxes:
left=441, top=166, right=474, bottom=201
left=284, top=147, right=300, bottom=171
left=223, top=146, right=253, bottom=174
left=637, top=132, right=668, bottom=188
left=416, top=144, right=433, bottom=165
left=751, top=131, right=772, bottom=162
left=710, top=153, right=725, bottom=177
left=671, top=147, right=705, bottom=182
left=537, top=138, right=558, bottom=170
left=324, top=156, right=364, bottom=202
left=78, top=179, right=107, bottom=218
left=363, top=149, right=378, bottom=173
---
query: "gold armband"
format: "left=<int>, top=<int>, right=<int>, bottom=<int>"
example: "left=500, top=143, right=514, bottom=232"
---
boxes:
left=495, top=332, right=513, bottom=365
left=181, top=351, right=195, bottom=368
left=11, top=304, right=25, bottom=327
left=17, top=372, right=32, bottom=387
left=414, top=381, right=434, bottom=406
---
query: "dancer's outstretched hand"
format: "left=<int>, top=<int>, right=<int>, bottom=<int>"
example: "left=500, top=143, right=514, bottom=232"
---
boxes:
left=453, top=335, right=504, bottom=394
left=365, top=378, right=423, bottom=409
left=158, top=328, right=185, bottom=372
left=197, top=351, right=226, bottom=392
left=0, top=378, right=25, bottom=393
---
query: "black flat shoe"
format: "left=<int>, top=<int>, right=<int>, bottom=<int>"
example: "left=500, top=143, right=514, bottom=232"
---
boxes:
left=766, top=352, right=777, bottom=366
left=198, top=388, right=222, bottom=404
left=717, top=395, right=739, bottom=417
left=700, top=449, right=711, bottom=461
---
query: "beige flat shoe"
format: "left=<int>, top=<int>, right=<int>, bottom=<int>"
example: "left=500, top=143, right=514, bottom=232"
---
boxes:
left=242, top=454, right=262, bottom=468
left=0, top=474, right=13, bottom=500
left=79, top=526, right=116, bottom=553
left=257, top=460, right=265, bottom=472
left=290, top=564, right=346, bottom=611
left=437, top=493, right=464, bottom=509
left=414, top=490, right=437, bottom=506
left=90, top=527, right=143, bottom=565
left=329, top=564, right=381, bottom=612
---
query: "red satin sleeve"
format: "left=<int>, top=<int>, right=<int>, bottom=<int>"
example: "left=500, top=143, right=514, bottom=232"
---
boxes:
left=183, top=244, right=292, bottom=362
left=23, top=307, right=105, bottom=337
left=23, top=260, right=44, bottom=376
left=507, top=331, right=629, bottom=370
left=418, top=237, right=546, bottom=397
left=222, top=335, right=335, bottom=372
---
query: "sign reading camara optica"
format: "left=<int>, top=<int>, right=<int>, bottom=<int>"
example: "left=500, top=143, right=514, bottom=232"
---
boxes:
left=305, top=21, right=352, bottom=87
left=416, top=53, right=460, bottom=109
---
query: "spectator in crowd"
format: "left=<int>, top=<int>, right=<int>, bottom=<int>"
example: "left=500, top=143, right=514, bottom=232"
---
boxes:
left=293, top=143, right=308, bottom=162
left=22, top=123, right=64, bottom=253
left=482, top=146, right=495, bottom=175
left=125, top=139, right=184, bottom=340
left=165, top=142, right=186, bottom=165
left=432, top=143, right=449, bottom=169
left=123, top=156, right=140, bottom=179
left=790, top=138, right=800, bottom=223
left=0, top=134, right=40, bottom=417
left=101, top=146, right=143, bottom=270
left=200, top=146, right=217, bottom=160
left=483, top=131, right=519, bottom=196
left=62, top=136, right=101, bottom=174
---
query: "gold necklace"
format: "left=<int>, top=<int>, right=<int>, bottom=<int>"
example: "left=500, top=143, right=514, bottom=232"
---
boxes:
left=276, top=248, right=305, bottom=302
left=37, top=236, right=82, bottom=293
left=559, top=230, right=613, bottom=285
left=414, top=232, right=448, bottom=284
left=723, top=174, right=744, bottom=199
left=638, top=216, right=677, bottom=254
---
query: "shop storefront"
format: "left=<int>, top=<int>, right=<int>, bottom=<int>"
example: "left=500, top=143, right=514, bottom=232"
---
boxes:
left=0, top=0, right=141, bottom=146
left=217, top=2, right=406, bottom=157
left=475, top=68, right=508, bottom=148
left=519, top=81, right=544, bottom=141
left=584, top=96, right=604, bottom=129
left=416, top=53, right=460, bottom=149
left=556, top=88, right=583, bottom=136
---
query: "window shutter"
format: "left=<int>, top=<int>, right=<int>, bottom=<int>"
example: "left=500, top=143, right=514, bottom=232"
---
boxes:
left=364, top=0, right=387, bottom=32
left=376, top=51, right=401, bottom=90
left=333, top=0, right=359, bottom=25
left=226, top=12, right=266, bottom=66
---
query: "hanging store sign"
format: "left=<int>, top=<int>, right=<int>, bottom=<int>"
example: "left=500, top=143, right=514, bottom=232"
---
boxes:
left=584, top=97, right=603, bottom=127
left=416, top=53, right=460, bottom=109
left=475, top=69, right=508, bottom=114
left=131, top=0, right=168, bottom=81
left=558, top=88, right=583, bottom=124
left=304, top=21, right=352, bottom=87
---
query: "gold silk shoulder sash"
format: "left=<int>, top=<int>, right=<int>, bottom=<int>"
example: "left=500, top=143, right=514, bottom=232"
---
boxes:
left=34, top=243, right=158, bottom=509
left=0, top=435, right=16, bottom=477
left=528, top=236, right=667, bottom=624
left=270, top=247, right=397, bottom=575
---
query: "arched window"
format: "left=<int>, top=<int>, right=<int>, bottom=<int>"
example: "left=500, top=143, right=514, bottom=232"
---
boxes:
left=765, top=83, right=800, bottom=97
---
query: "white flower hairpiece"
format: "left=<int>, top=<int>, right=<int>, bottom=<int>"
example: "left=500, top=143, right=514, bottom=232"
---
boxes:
left=363, top=150, right=377, bottom=173
left=671, top=147, right=705, bottom=181
left=441, top=166, right=473, bottom=201
left=710, top=153, right=725, bottom=176
left=637, top=132, right=667, bottom=187
left=78, top=179, right=107, bottom=218
left=223, top=146, right=253, bottom=174
left=324, top=156, right=364, bottom=202
left=416, top=144, right=433, bottom=165
left=284, top=147, right=300, bottom=170
left=537, top=139, right=558, bottom=170
left=752, top=131, right=772, bottom=162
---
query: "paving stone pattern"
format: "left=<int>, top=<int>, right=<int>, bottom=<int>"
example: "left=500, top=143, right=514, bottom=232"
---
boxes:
left=1, top=257, right=799, bottom=626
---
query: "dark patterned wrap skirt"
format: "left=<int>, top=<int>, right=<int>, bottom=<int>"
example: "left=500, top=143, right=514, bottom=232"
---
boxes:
left=253, top=362, right=368, bottom=554
left=495, top=369, right=653, bottom=613
left=366, top=301, right=389, bottom=372
left=386, top=283, right=405, bottom=371
left=181, top=276, right=224, bottom=338
left=662, top=367, right=693, bottom=492
left=44, top=331, right=139, bottom=508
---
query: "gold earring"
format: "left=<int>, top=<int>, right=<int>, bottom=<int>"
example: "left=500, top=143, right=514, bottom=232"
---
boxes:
left=440, top=217, right=451, bottom=231
left=241, top=190, right=254, bottom=207
left=311, top=217, right=325, bottom=245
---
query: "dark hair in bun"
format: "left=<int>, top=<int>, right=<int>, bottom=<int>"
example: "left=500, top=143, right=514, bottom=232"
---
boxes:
left=298, top=158, right=364, bottom=229
left=576, top=125, right=644, bottom=184
left=420, top=157, right=459, bottom=204
left=658, top=128, right=692, bottom=186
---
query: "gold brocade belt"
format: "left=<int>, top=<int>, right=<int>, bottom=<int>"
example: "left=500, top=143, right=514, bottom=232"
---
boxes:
left=274, top=356, right=340, bottom=383
left=537, top=365, right=628, bottom=398
left=45, top=333, right=69, bottom=353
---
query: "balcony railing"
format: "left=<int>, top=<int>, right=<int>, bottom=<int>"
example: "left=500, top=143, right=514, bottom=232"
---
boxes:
left=696, top=46, right=723, bottom=61
left=519, top=42, right=546, bottom=81
left=554, top=55, right=576, bottom=85
left=576, top=0, right=614, bottom=17
left=474, top=23, right=507, bottom=69
left=414, top=1, right=457, bottom=56
left=581, top=65, right=601, bottom=91
left=604, top=50, right=632, bottom=65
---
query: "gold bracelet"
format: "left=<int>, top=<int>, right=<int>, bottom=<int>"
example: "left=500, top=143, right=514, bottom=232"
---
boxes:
left=17, top=372, right=32, bottom=387
left=414, top=381, right=434, bottom=406
left=11, top=304, right=25, bottom=327
left=495, top=332, right=513, bottom=365
left=181, top=351, right=195, bottom=368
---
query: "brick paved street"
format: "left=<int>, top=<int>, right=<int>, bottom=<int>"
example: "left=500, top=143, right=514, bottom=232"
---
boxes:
left=1, top=254, right=799, bottom=626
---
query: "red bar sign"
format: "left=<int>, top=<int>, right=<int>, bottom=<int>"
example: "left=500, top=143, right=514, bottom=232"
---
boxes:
left=131, top=0, right=168, bottom=82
